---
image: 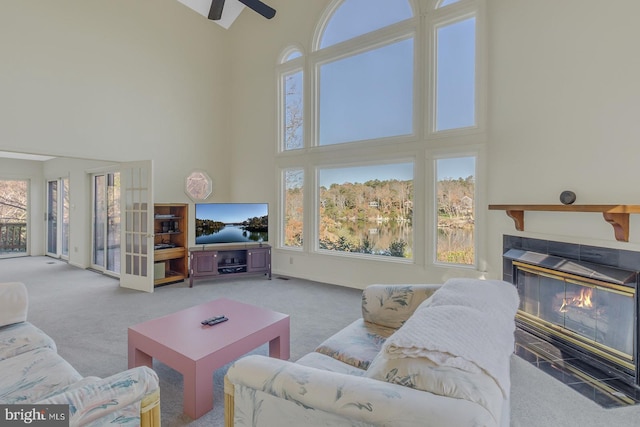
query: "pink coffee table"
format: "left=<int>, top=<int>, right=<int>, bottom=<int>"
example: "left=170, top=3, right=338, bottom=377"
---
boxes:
left=128, top=297, right=290, bottom=419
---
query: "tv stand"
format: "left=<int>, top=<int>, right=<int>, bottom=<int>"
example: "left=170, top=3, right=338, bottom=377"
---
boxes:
left=189, top=244, right=271, bottom=287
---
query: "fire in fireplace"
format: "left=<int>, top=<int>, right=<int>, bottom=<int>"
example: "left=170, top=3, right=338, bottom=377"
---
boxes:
left=504, top=247, right=639, bottom=388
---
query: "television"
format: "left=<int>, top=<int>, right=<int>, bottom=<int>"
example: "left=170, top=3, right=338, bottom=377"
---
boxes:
left=195, top=203, right=268, bottom=245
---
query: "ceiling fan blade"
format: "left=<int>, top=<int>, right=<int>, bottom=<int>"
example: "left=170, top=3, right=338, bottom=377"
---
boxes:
left=237, top=0, right=276, bottom=19
left=208, top=0, right=225, bottom=20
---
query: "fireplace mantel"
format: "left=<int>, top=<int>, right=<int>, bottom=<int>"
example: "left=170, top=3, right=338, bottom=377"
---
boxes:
left=488, top=204, right=640, bottom=242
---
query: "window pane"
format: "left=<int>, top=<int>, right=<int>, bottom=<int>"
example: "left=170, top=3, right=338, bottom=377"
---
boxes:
left=0, top=179, right=28, bottom=256
left=284, top=51, right=302, bottom=62
left=283, top=70, right=304, bottom=150
left=319, top=38, right=413, bottom=145
left=436, top=17, right=476, bottom=131
left=47, top=180, right=57, bottom=254
left=320, top=0, right=413, bottom=49
left=319, top=163, right=413, bottom=258
left=436, top=157, right=475, bottom=265
left=283, top=168, right=304, bottom=247
left=62, top=178, right=69, bottom=257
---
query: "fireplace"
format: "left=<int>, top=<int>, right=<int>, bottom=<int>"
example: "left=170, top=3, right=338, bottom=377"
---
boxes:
left=502, top=237, right=640, bottom=389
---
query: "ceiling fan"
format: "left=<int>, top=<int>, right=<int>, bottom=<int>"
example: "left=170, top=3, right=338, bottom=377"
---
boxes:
left=208, top=0, right=276, bottom=21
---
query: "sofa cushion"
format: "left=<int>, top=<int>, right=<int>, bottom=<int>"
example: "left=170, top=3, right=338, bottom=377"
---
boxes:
left=314, top=318, right=395, bottom=370
left=0, top=321, right=57, bottom=361
left=0, top=347, right=82, bottom=404
left=366, top=352, right=504, bottom=424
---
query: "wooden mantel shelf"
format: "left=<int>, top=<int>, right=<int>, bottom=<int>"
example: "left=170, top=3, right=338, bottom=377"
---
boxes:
left=488, top=205, right=640, bottom=242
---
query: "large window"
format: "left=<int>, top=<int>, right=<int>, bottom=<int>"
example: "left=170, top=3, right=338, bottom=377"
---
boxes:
left=319, top=163, right=413, bottom=258
left=277, top=0, right=483, bottom=268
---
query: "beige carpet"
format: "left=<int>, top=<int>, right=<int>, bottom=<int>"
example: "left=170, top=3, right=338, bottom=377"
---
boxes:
left=2, top=256, right=640, bottom=426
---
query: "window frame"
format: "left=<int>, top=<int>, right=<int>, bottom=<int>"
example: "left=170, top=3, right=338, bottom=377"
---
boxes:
left=313, top=158, right=416, bottom=261
left=432, top=153, right=478, bottom=268
left=276, top=0, right=486, bottom=272
left=277, top=44, right=306, bottom=153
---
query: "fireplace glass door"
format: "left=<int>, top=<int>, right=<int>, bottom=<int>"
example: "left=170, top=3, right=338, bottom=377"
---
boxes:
left=515, top=262, right=635, bottom=368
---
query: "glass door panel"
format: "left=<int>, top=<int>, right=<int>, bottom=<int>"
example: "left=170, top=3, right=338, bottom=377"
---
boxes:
left=92, top=172, right=120, bottom=275
left=61, top=178, right=69, bottom=258
left=46, top=180, right=58, bottom=256
left=93, top=175, right=106, bottom=268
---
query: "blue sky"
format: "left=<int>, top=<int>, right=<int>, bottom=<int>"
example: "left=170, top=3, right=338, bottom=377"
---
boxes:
left=319, top=156, right=474, bottom=187
left=320, top=163, right=413, bottom=187
left=316, top=0, right=475, bottom=145
left=289, top=0, right=476, bottom=187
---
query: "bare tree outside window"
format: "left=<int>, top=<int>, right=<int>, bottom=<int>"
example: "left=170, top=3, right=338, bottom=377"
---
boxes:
left=0, top=179, right=28, bottom=254
left=284, top=71, right=304, bottom=150
left=283, top=168, right=303, bottom=247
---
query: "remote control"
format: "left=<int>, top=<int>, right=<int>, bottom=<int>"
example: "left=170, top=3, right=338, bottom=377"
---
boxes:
left=201, top=315, right=225, bottom=325
left=205, top=316, right=228, bottom=326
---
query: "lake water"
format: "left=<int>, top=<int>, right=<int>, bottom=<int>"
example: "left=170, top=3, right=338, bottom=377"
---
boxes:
left=196, top=225, right=268, bottom=244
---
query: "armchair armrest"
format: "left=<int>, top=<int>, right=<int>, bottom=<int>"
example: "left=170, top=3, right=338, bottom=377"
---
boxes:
left=226, top=355, right=495, bottom=427
left=361, top=284, right=441, bottom=328
left=37, top=366, right=159, bottom=427
left=0, top=282, right=28, bottom=327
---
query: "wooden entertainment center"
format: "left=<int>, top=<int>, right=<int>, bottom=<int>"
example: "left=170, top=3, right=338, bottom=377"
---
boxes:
left=188, top=244, right=271, bottom=287
left=154, top=203, right=189, bottom=287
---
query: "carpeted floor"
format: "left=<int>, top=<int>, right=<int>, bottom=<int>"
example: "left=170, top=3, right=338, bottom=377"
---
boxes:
left=2, top=256, right=640, bottom=426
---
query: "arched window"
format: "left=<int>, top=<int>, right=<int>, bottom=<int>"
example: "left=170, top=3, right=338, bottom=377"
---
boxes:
left=278, top=0, right=482, bottom=267
left=319, top=0, right=413, bottom=49
left=315, top=0, right=415, bottom=146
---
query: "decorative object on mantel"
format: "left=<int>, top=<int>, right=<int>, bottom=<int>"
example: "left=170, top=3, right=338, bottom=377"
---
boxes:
left=559, top=190, right=576, bottom=205
left=488, top=204, right=640, bottom=242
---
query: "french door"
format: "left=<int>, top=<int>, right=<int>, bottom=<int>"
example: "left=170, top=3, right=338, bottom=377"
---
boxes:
left=46, top=178, right=69, bottom=259
left=119, top=161, right=154, bottom=292
left=91, top=172, right=120, bottom=275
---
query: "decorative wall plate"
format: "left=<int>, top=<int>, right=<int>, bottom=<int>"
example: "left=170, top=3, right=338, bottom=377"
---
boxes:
left=185, top=170, right=213, bottom=201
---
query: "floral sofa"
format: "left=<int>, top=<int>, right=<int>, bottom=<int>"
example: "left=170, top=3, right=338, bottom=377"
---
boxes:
left=224, top=278, right=519, bottom=427
left=0, top=282, right=160, bottom=427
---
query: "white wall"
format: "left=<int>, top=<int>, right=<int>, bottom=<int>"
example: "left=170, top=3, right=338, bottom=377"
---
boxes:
left=486, top=0, right=640, bottom=273
left=0, top=159, right=45, bottom=256
left=0, top=0, right=233, bottom=205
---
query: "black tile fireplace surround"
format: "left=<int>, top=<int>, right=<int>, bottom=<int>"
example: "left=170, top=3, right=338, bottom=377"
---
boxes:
left=502, top=235, right=640, bottom=399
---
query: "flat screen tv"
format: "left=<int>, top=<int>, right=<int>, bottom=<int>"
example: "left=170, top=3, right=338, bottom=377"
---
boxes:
left=195, top=203, right=268, bottom=245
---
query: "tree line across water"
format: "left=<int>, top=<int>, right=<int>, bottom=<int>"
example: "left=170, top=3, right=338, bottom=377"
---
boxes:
left=284, top=175, right=474, bottom=261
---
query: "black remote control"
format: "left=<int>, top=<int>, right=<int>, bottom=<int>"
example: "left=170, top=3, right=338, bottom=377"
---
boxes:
left=206, top=316, right=228, bottom=326
left=201, top=315, right=225, bottom=325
